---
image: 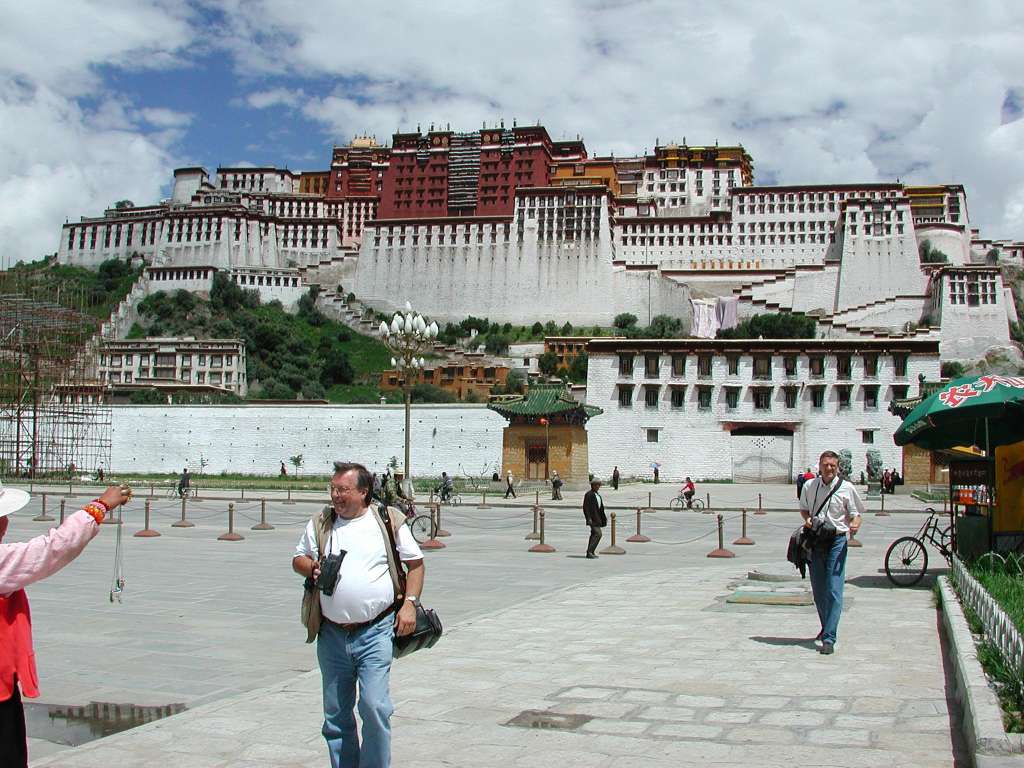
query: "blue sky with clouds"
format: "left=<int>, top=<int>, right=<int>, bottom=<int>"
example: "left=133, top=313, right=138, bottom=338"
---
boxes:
left=2, top=0, right=1023, bottom=267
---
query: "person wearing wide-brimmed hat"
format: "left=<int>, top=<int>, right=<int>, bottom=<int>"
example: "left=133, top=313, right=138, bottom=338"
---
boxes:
left=0, top=481, right=132, bottom=768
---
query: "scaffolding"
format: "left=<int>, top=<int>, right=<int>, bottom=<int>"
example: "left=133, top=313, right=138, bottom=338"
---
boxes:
left=0, top=294, right=111, bottom=477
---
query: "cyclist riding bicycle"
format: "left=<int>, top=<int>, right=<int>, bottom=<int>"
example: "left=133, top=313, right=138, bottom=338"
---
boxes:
left=434, top=471, right=454, bottom=503
left=682, top=477, right=696, bottom=508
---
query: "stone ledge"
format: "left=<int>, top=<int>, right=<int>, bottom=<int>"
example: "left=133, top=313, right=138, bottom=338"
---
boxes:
left=939, top=575, right=1024, bottom=766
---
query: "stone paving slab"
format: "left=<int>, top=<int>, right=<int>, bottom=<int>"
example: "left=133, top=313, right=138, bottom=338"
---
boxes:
left=33, top=560, right=969, bottom=767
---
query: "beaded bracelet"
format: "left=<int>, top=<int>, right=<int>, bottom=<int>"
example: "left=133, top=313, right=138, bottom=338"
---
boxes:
left=82, top=502, right=106, bottom=525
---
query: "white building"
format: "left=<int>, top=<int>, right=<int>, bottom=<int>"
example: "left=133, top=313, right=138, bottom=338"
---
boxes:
left=99, top=338, right=248, bottom=396
left=585, top=337, right=941, bottom=482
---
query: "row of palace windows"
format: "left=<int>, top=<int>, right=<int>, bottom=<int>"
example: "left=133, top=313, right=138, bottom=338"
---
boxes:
left=617, top=352, right=908, bottom=379
left=617, top=383, right=908, bottom=411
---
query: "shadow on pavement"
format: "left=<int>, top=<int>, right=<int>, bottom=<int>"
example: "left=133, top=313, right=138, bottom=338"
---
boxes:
left=749, top=635, right=819, bottom=650
left=847, top=573, right=945, bottom=590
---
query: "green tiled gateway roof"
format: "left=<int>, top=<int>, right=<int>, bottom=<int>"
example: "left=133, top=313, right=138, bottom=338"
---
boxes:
left=488, top=383, right=602, bottom=421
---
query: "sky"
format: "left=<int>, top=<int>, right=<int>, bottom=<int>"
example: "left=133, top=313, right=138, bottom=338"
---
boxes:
left=2, top=0, right=1024, bottom=268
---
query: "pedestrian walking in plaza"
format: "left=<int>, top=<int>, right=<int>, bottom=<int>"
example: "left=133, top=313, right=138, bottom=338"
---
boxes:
left=799, top=450, right=864, bottom=655
left=293, top=461, right=424, bottom=768
left=582, top=479, right=607, bottom=558
left=0, top=482, right=133, bottom=768
left=611, top=466, right=620, bottom=490
left=551, top=471, right=563, bottom=501
left=505, top=470, right=516, bottom=499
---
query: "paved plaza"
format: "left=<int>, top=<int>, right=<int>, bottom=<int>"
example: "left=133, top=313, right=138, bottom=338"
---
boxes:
left=4, top=481, right=968, bottom=766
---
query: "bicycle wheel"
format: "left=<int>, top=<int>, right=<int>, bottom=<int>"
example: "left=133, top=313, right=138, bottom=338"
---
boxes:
left=410, top=515, right=433, bottom=544
left=691, top=498, right=705, bottom=509
left=669, top=497, right=684, bottom=510
left=885, top=536, right=929, bottom=587
left=451, top=494, right=462, bottom=506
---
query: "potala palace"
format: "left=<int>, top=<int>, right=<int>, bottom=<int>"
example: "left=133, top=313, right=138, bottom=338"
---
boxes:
left=57, top=124, right=1020, bottom=360
left=51, top=124, right=1024, bottom=481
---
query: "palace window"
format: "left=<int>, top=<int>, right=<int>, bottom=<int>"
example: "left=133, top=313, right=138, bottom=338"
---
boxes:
left=753, top=355, right=771, bottom=380
left=646, top=428, right=660, bottom=443
left=697, top=355, right=713, bottom=378
left=837, top=386, right=852, bottom=410
left=809, top=356, right=824, bottom=378
left=645, top=354, right=660, bottom=378
left=671, top=354, right=686, bottom=377
left=862, top=354, right=878, bottom=377
left=836, top=355, right=852, bottom=379
left=784, top=387, right=798, bottom=409
left=670, top=386, right=685, bottom=409
left=725, top=387, right=740, bottom=409
left=644, top=386, right=659, bottom=409
left=784, top=355, right=797, bottom=377
left=618, top=354, right=634, bottom=376
left=727, top=355, right=739, bottom=376
left=864, top=385, right=879, bottom=410
left=697, top=386, right=713, bottom=410
left=617, top=385, right=633, bottom=408
left=753, top=388, right=772, bottom=410
left=811, top=386, right=825, bottom=410
left=893, top=354, right=908, bottom=378
left=862, top=430, right=875, bottom=444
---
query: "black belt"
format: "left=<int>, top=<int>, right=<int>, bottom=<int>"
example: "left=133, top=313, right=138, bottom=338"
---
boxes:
left=322, top=611, right=390, bottom=633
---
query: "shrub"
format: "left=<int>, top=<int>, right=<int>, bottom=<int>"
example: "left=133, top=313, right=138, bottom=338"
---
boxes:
left=941, top=361, right=965, bottom=379
left=717, top=312, right=816, bottom=340
left=537, top=351, right=560, bottom=376
left=614, top=313, right=638, bottom=330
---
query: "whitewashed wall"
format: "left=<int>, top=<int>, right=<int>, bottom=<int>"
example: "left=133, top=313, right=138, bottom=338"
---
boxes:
left=110, top=404, right=506, bottom=476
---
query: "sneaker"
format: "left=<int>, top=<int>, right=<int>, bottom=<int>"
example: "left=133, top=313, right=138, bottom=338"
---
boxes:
left=820, top=642, right=834, bottom=655
left=586, top=553, right=598, bottom=559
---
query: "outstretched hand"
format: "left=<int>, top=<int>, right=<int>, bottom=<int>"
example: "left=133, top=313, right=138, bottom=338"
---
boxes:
left=97, top=485, right=133, bottom=511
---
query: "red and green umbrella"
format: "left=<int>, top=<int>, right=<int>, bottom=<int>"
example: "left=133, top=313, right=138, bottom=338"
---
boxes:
left=894, top=374, right=1024, bottom=452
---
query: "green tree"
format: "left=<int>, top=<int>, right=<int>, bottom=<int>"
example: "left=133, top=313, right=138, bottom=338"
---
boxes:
left=919, top=239, right=949, bottom=264
left=537, top=351, right=560, bottom=376
left=410, top=383, right=457, bottom=403
left=614, top=313, right=638, bottom=330
left=645, top=314, right=683, bottom=338
left=289, top=454, right=304, bottom=476
left=941, top=361, right=965, bottom=379
left=567, top=352, right=588, bottom=383
left=484, top=333, right=510, bottom=356
left=560, top=321, right=573, bottom=335
left=530, top=321, right=544, bottom=338
left=717, top=312, right=816, bottom=340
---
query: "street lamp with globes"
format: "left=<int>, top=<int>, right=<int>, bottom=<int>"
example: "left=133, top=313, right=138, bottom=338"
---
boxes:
left=379, top=301, right=439, bottom=485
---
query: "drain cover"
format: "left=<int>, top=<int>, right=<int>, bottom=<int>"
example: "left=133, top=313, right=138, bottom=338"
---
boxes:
left=506, top=710, right=592, bottom=731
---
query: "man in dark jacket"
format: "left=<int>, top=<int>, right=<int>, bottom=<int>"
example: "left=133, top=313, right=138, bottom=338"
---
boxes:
left=582, top=480, right=607, bottom=559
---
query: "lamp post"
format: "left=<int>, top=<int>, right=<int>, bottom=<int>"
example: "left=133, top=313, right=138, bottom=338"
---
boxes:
left=379, top=302, right=439, bottom=485
left=539, top=417, right=550, bottom=479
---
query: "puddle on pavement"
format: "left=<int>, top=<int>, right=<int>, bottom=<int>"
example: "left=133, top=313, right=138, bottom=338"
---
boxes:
left=25, top=701, right=186, bottom=747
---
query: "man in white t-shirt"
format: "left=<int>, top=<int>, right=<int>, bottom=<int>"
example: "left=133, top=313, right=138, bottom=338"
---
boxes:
left=293, top=461, right=424, bottom=768
left=799, top=450, right=864, bottom=656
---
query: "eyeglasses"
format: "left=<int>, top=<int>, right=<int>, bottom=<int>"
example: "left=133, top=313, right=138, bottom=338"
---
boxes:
left=329, top=485, right=359, bottom=495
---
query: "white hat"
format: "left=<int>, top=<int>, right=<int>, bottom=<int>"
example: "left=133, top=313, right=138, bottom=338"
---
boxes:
left=0, top=482, right=30, bottom=518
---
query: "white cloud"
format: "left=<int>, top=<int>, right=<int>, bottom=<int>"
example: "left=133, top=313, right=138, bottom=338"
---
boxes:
left=0, top=1, right=198, bottom=266
left=212, top=0, right=1024, bottom=238
left=245, top=87, right=305, bottom=110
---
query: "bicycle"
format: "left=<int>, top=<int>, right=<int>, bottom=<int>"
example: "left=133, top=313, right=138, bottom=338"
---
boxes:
left=669, top=494, right=704, bottom=510
left=407, top=512, right=436, bottom=544
left=884, top=507, right=952, bottom=587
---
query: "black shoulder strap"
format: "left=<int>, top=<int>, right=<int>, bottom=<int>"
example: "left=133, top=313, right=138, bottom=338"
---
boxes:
left=813, top=479, right=843, bottom=518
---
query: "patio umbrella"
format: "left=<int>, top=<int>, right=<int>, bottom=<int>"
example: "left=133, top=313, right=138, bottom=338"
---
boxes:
left=894, top=374, right=1024, bottom=452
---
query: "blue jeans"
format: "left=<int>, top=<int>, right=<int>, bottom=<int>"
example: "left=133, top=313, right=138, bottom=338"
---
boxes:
left=317, top=618, right=395, bottom=768
left=809, top=536, right=848, bottom=645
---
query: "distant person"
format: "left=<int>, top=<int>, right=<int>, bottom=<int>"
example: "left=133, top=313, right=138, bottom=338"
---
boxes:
left=611, top=466, right=620, bottom=491
left=799, top=450, right=864, bottom=656
left=437, top=472, right=453, bottom=503
left=682, top=477, right=696, bottom=508
left=652, top=465, right=659, bottom=484
left=372, top=472, right=383, bottom=501
left=505, top=471, right=516, bottom=499
left=796, top=467, right=815, bottom=499
left=177, top=468, right=190, bottom=498
left=582, top=479, right=607, bottom=559
left=96, top=465, right=104, bottom=482
left=882, top=469, right=892, bottom=495
left=280, top=461, right=288, bottom=477
left=551, top=471, right=563, bottom=501
left=1, top=482, right=133, bottom=768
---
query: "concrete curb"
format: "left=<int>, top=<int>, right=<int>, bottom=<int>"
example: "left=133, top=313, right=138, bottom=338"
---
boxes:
left=939, top=575, right=1024, bottom=766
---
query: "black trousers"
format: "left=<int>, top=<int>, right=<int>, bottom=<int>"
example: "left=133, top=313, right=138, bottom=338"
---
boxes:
left=0, top=685, right=27, bottom=768
left=587, top=525, right=603, bottom=555
left=505, top=484, right=516, bottom=498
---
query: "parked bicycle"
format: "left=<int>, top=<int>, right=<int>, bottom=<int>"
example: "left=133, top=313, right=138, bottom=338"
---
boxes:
left=884, top=507, right=952, bottom=587
left=669, top=494, right=704, bottom=510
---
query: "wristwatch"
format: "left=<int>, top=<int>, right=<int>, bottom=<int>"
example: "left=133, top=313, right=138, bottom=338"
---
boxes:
left=406, top=595, right=419, bottom=605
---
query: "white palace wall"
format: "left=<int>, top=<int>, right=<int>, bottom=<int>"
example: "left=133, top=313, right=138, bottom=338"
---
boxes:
left=110, top=404, right=506, bottom=476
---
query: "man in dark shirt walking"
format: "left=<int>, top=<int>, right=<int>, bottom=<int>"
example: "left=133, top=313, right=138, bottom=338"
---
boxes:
left=582, top=480, right=607, bottom=559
